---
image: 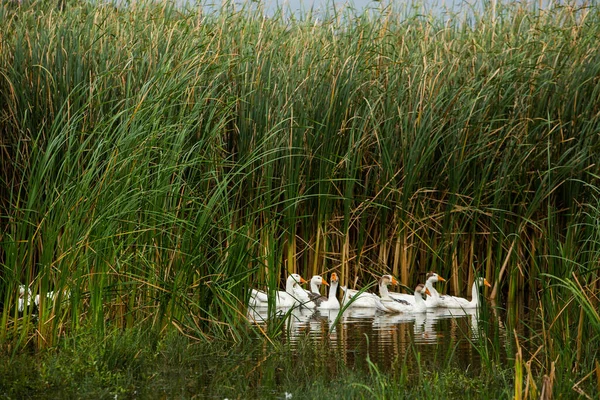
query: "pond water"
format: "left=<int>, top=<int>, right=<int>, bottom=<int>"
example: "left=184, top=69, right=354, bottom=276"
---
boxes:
left=187, top=0, right=468, bottom=17
left=180, top=0, right=575, bottom=19
left=247, top=301, right=523, bottom=373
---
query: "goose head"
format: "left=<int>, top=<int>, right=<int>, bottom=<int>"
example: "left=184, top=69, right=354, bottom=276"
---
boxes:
left=415, top=283, right=431, bottom=296
left=289, top=274, right=307, bottom=286
left=330, top=272, right=339, bottom=284
left=379, top=275, right=399, bottom=287
left=476, top=277, right=492, bottom=288
left=312, top=275, right=329, bottom=287
left=426, top=271, right=446, bottom=283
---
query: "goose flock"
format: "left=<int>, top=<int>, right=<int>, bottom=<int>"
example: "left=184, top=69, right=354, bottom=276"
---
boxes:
left=16, top=272, right=489, bottom=317
left=16, top=285, right=70, bottom=313
left=249, top=271, right=491, bottom=314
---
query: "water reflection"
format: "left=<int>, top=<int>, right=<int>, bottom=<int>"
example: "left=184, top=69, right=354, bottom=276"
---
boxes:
left=248, top=306, right=482, bottom=342
left=182, top=0, right=586, bottom=22
left=247, top=303, right=493, bottom=372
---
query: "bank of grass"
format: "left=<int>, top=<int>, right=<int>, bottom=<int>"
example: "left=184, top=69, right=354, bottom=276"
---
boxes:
left=0, top=320, right=597, bottom=398
left=0, top=327, right=514, bottom=399
left=0, top=0, right=600, bottom=397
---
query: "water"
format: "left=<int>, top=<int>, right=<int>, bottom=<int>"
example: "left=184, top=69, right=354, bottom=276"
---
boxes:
left=178, top=0, right=584, bottom=19
left=188, top=0, right=466, bottom=17
left=247, top=303, right=514, bottom=373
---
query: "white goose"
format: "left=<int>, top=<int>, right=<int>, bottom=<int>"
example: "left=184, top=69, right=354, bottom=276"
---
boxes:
left=34, top=289, right=71, bottom=308
left=249, top=287, right=268, bottom=306
left=249, top=274, right=308, bottom=308
left=313, top=272, right=340, bottom=310
left=18, top=285, right=32, bottom=313
left=437, top=277, right=491, bottom=309
left=341, top=283, right=390, bottom=312
left=297, top=275, right=328, bottom=309
left=303, top=275, right=329, bottom=297
left=423, top=272, right=446, bottom=308
left=388, top=271, right=446, bottom=308
left=379, top=276, right=431, bottom=313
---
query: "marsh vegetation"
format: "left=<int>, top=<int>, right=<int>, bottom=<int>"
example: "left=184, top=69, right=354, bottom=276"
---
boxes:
left=1, top=0, right=599, bottom=397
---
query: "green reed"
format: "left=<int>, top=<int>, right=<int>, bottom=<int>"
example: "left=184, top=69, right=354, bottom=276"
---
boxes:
left=0, top=3, right=599, bottom=391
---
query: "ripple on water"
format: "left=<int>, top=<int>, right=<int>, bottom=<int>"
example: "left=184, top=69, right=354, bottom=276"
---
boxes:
left=246, top=301, right=502, bottom=372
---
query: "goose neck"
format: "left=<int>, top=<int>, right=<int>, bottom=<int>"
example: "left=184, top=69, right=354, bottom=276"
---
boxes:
left=425, top=280, right=440, bottom=301
left=414, top=289, right=426, bottom=306
left=328, top=280, right=339, bottom=301
left=310, top=280, right=320, bottom=293
left=285, top=277, right=296, bottom=295
left=470, top=280, right=480, bottom=306
left=379, top=281, right=391, bottom=300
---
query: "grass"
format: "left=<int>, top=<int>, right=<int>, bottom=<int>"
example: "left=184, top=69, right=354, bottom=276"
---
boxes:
left=0, top=0, right=599, bottom=397
left=0, top=326, right=515, bottom=399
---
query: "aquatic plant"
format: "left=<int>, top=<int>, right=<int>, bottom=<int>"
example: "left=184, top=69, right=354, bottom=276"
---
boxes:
left=0, top=2, right=599, bottom=395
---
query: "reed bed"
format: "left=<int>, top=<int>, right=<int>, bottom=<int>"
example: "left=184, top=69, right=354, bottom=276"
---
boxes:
left=1, top=0, right=599, bottom=396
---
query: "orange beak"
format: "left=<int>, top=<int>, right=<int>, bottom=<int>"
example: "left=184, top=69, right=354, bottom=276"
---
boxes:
left=331, top=273, right=338, bottom=282
left=425, top=288, right=431, bottom=296
left=300, top=277, right=307, bottom=284
left=322, top=279, right=329, bottom=286
left=484, top=279, right=492, bottom=288
left=391, top=277, right=399, bottom=285
left=437, top=276, right=446, bottom=282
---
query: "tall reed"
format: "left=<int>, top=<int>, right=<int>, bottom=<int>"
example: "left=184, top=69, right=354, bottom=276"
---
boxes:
left=0, top=0, right=599, bottom=366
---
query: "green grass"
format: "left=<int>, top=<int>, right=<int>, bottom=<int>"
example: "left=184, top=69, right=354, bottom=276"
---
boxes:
left=0, top=321, right=596, bottom=398
left=0, top=0, right=600, bottom=397
left=0, top=327, right=515, bottom=399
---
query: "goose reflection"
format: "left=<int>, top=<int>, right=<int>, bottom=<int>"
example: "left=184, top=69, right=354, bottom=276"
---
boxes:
left=249, top=298, right=486, bottom=347
left=284, top=307, right=316, bottom=339
left=414, top=308, right=481, bottom=343
left=413, top=313, right=438, bottom=343
left=342, top=307, right=378, bottom=321
left=247, top=305, right=316, bottom=336
left=247, top=304, right=270, bottom=324
left=372, top=312, right=416, bottom=327
left=441, top=307, right=480, bottom=337
left=316, top=308, right=342, bottom=330
left=371, top=312, right=416, bottom=348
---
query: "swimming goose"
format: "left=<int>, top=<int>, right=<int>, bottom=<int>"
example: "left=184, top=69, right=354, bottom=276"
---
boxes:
left=379, top=276, right=431, bottom=313
left=388, top=271, right=445, bottom=308
left=298, top=275, right=329, bottom=309
left=313, top=272, right=340, bottom=309
left=437, top=277, right=491, bottom=309
left=423, top=272, right=446, bottom=307
left=341, top=282, right=390, bottom=312
left=303, top=275, right=329, bottom=296
left=18, top=285, right=32, bottom=313
left=34, top=289, right=71, bottom=308
left=249, top=274, right=308, bottom=308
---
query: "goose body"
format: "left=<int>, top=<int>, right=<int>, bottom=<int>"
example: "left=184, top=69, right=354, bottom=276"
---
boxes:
left=423, top=272, right=446, bottom=308
left=388, top=272, right=446, bottom=308
left=438, top=277, right=491, bottom=309
left=316, top=273, right=340, bottom=310
left=249, top=288, right=268, bottom=306
left=18, top=285, right=32, bottom=313
left=379, top=276, right=430, bottom=313
left=387, top=284, right=414, bottom=304
left=341, top=286, right=389, bottom=312
left=34, top=289, right=71, bottom=308
left=249, top=274, right=308, bottom=308
left=300, top=275, right=329, bottom=309
left=303, top=275, right=329, bottom=297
